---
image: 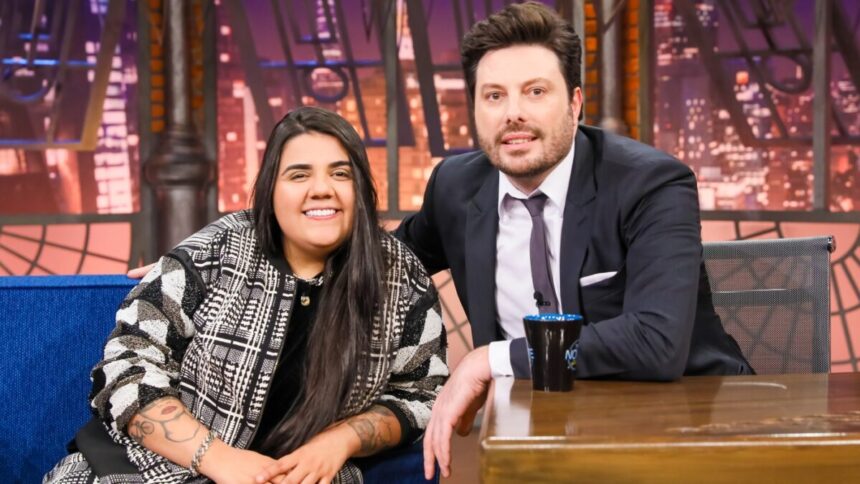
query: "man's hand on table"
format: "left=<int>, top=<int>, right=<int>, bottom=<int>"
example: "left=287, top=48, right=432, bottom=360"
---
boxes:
left=423, top=345, right=492, bottom=480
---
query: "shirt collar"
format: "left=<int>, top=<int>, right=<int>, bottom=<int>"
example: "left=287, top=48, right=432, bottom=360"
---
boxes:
left=497, top=136, right=576, bottom=215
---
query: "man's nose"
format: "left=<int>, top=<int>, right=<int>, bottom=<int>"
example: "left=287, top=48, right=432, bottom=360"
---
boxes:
left=504, top=94, right=526, bottom=124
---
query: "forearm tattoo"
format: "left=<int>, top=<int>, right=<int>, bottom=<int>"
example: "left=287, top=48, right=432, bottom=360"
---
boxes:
left=346, top=405, right=398, bottom=455
left=128, top=397, right=202, bottom=444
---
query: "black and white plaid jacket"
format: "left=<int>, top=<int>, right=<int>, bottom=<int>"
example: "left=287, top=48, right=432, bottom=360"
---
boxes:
left=85, top=210, right=447, bottom=482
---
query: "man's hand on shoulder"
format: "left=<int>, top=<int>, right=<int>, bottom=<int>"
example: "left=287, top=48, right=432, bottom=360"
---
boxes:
left=423, top=345, right=492, bottom=480
left=127, top=263, right=156, bottom=279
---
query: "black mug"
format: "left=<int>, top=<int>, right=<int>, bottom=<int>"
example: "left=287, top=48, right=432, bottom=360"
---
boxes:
left=523, top=314, right=583, bottom=392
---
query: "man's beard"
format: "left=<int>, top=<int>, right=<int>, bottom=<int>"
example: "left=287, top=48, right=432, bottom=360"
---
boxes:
left=478, top=108, right=575, bottom=180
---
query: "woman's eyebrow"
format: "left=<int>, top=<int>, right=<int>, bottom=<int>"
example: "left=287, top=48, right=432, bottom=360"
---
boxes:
left=280, top=163, right=311, bottom=176
left=280, top=160, right=350, bottom=176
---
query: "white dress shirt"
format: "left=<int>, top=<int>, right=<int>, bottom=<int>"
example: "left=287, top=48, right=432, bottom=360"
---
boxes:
left=488, top=141, right=576, bottom=377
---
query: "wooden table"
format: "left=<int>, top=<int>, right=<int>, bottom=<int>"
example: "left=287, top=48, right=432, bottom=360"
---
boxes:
left=480, top=373, right=860, bottom=483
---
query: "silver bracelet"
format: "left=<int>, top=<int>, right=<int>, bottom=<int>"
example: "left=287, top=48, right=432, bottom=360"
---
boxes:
left=189, top=428, right=217, bottom=477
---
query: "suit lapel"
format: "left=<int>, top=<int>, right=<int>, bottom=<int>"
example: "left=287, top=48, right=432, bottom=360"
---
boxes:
left=560, top=128, right=598, bottom=315
left=465, top=165, right=500, bottom=345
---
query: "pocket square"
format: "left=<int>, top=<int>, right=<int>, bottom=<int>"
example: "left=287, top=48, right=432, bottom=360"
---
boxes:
left=580, top=271, right=618, bottom=287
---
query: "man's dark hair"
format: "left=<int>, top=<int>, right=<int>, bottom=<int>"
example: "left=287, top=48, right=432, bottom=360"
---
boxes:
left=251, top=106, right=385, bottom=456
left=460, top=1, right=582, bottom=101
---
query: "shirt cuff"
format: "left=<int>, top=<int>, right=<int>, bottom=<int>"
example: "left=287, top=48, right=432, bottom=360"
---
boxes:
left=488, top=340, right=514, bottom=378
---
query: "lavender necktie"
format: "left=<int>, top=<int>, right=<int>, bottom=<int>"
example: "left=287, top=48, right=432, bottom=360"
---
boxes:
left=520, top=194, right=560, bottom=314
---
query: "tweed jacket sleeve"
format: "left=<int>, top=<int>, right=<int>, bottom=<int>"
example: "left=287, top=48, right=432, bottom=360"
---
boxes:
left=374, top=241, right=448, bottom=445
left=89, top=252, right=206, bottom=433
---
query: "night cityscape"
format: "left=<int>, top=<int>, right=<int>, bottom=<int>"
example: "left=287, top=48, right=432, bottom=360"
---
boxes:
left=3, top=0, right=856, bottom=216
left=215, top=0, right=473, bottom=213
left=654, top=0, right=860, bottom=212
left=0, top=0, right=140, bottom=215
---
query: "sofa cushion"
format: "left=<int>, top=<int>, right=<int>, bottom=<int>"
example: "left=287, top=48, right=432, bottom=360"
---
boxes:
left=0, top=275, right=136, bottom=483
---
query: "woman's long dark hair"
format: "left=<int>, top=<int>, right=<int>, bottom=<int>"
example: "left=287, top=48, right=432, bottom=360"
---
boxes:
left=251, top=106, right=385, bottom=455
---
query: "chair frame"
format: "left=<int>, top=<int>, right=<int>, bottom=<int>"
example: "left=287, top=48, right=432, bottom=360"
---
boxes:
left=703, top=236, right=835, bottom=374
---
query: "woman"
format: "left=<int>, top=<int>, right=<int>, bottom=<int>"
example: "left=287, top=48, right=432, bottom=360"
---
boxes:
left=44, top=107, right=448, bottom=483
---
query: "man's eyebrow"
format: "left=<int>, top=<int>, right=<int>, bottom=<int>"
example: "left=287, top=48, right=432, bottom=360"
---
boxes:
left=479, top=78, right=552, bottom=91
left=479, top=82, right=505, bottom=91
left=280, top=160, right=351, bottom=176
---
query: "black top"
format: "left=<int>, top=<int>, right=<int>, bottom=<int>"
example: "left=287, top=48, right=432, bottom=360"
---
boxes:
left=250, top=278, right=322, bottom=451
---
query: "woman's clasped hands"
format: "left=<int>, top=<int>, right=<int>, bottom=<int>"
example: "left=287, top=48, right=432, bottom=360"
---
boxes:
left=252, top=425, right=354, bottom=484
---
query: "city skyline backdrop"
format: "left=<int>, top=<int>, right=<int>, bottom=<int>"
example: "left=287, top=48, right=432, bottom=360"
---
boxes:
left=0, top=0, right=857, bottom=216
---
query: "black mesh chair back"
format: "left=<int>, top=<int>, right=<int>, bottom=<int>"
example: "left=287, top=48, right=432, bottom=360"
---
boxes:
left=703, top=236, right=835, bottom=374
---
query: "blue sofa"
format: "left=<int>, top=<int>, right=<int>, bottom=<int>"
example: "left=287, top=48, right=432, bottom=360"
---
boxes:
left=0, top=275, right=435, bottom=483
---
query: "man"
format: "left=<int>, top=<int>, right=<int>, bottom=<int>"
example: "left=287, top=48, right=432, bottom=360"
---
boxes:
left=392, top=2, right=752, bottom=479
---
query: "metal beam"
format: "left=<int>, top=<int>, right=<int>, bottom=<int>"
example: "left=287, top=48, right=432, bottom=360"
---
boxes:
left=405, top=0, right=447, bottom=156
left=135, top=0, right=156, bottom=265
left=0, top=212, right=142, bottom=225
left=674, top=0, right=758, bottom=146
left=224, top=0, right=276, bottom=135
left=812, top=0, right=831, bottom=211
left=80, top=0, right=126, bottom=149
left=598, top=0, right=628, bottom=134
left=831, top=0, right=860, bottom=108
left=700, top=210, right=860, bottom=224
left=638, top=0, right=653, bottom=145
left=379, top=0, right=399, bottom=213
left=560, top=0, right=587, bottom=120
left=144, top=0, right=213, bottom=254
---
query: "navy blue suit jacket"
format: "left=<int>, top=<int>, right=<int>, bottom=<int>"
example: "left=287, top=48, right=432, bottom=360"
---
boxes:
left=395, top=125, right=752, bottom=380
